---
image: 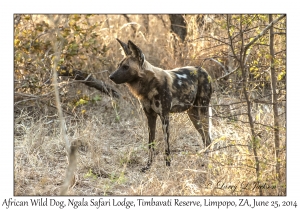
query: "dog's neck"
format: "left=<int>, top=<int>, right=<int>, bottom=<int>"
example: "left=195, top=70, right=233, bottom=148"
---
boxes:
left=126, top=60, right=161, bottom=99
left=142, top=60, right=163, bottom=73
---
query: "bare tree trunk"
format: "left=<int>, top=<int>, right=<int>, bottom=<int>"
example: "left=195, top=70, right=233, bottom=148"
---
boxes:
left=168, top=14, right=187, bottom=42
left=168, top=14, right=187, bottom=66
left=234, top=15, right=262, bottom=195
left=49, top=15, right=77, bottom=195
left=224, top=16, right=286, bottom=193
left=269, top=14, right=281, bottom=186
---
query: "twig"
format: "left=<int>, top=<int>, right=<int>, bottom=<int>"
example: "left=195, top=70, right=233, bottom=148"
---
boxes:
left=216, top=66, right=240, bottom=81
left=202, top=58, right=228, bottom=74
left=206, top=143, right=249, bottom=153
left=14, top=92, right=53, bottom=106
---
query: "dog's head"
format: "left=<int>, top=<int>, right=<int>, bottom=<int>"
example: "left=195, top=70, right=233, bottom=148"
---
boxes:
left=109, top=39, right=145, bottom=84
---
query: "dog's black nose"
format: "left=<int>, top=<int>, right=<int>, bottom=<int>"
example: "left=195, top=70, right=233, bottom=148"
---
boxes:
left=109, top=75, right=114, bottom=80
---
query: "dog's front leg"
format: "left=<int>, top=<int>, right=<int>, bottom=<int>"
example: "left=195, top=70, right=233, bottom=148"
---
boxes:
left=160, top=114, right=171, bottom=166
left=141, top=109, right=157, bottom=172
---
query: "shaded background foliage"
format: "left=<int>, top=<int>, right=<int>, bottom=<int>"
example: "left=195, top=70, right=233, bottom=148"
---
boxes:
left=14, top=14, right=286, bottom=103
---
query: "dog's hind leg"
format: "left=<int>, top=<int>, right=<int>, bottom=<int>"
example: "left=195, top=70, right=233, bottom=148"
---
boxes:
left=187, top=99, right=211, bottom=147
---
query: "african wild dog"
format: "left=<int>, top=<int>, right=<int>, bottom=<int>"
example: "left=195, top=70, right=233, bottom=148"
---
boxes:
left=109, top=39, right=212, bottom=171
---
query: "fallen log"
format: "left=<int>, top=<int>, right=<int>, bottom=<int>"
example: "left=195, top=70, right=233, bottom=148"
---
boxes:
left=58, top=66, right=121, bottom=98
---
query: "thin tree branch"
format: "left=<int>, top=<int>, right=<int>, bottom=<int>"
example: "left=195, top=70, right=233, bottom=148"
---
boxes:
left=203, top=58, right=228, bottom=74
left=244, top=14, right=286, bottom=54
left=216, top=66, right=240, bottom=81
left=50, top=15, right=70, bottom=154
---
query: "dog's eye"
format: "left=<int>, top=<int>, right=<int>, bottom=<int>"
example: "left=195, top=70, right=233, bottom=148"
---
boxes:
left=123, top=65, right=129, bottom=70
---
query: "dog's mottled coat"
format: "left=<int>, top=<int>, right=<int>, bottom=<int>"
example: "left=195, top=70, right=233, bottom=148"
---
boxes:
left=109, top=39, right=212, bottom=171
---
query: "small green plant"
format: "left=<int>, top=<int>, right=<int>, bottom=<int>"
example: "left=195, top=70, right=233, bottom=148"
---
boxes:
left=75, top=98, right=89, bottom=107
left=83, top=169, right=98, bottom=180
left=111, top=100, right=120, bottom=122
left=102, top=184, right=111, bottom=196
left=92, top=95, right=101, bottom=102
left=142, top=141, right=156, bottom=151
left=119, top=150, right=140, bottom=167
left=109, top=172, right=126, bottom=185
left=116, top=172, right=126, bottom=185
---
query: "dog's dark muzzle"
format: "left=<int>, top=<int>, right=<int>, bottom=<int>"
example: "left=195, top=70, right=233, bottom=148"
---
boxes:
left=109, top=71, right=124, bottom=84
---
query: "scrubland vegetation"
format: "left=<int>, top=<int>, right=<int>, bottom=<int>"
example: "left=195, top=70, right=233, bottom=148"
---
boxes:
left=14, top=14, right=286, bottom=195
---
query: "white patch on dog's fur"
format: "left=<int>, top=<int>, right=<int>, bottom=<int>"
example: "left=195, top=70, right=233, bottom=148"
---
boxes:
left=178, top=80, right=182, bottom=86
left=162, top=124, right=168, bottom=141
left=176, top=74, right=187, bottom=79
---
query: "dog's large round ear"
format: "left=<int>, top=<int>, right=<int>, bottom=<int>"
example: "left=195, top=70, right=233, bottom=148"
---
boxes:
left=116, top=38, right=131, bottom=56
left=128, top=40, right=145, bottom=66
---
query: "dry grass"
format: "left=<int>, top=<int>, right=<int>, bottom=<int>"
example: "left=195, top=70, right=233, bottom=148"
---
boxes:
left=14, top=14, right=286, bottom=196
left=14, top=90, right=286, bottom=196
